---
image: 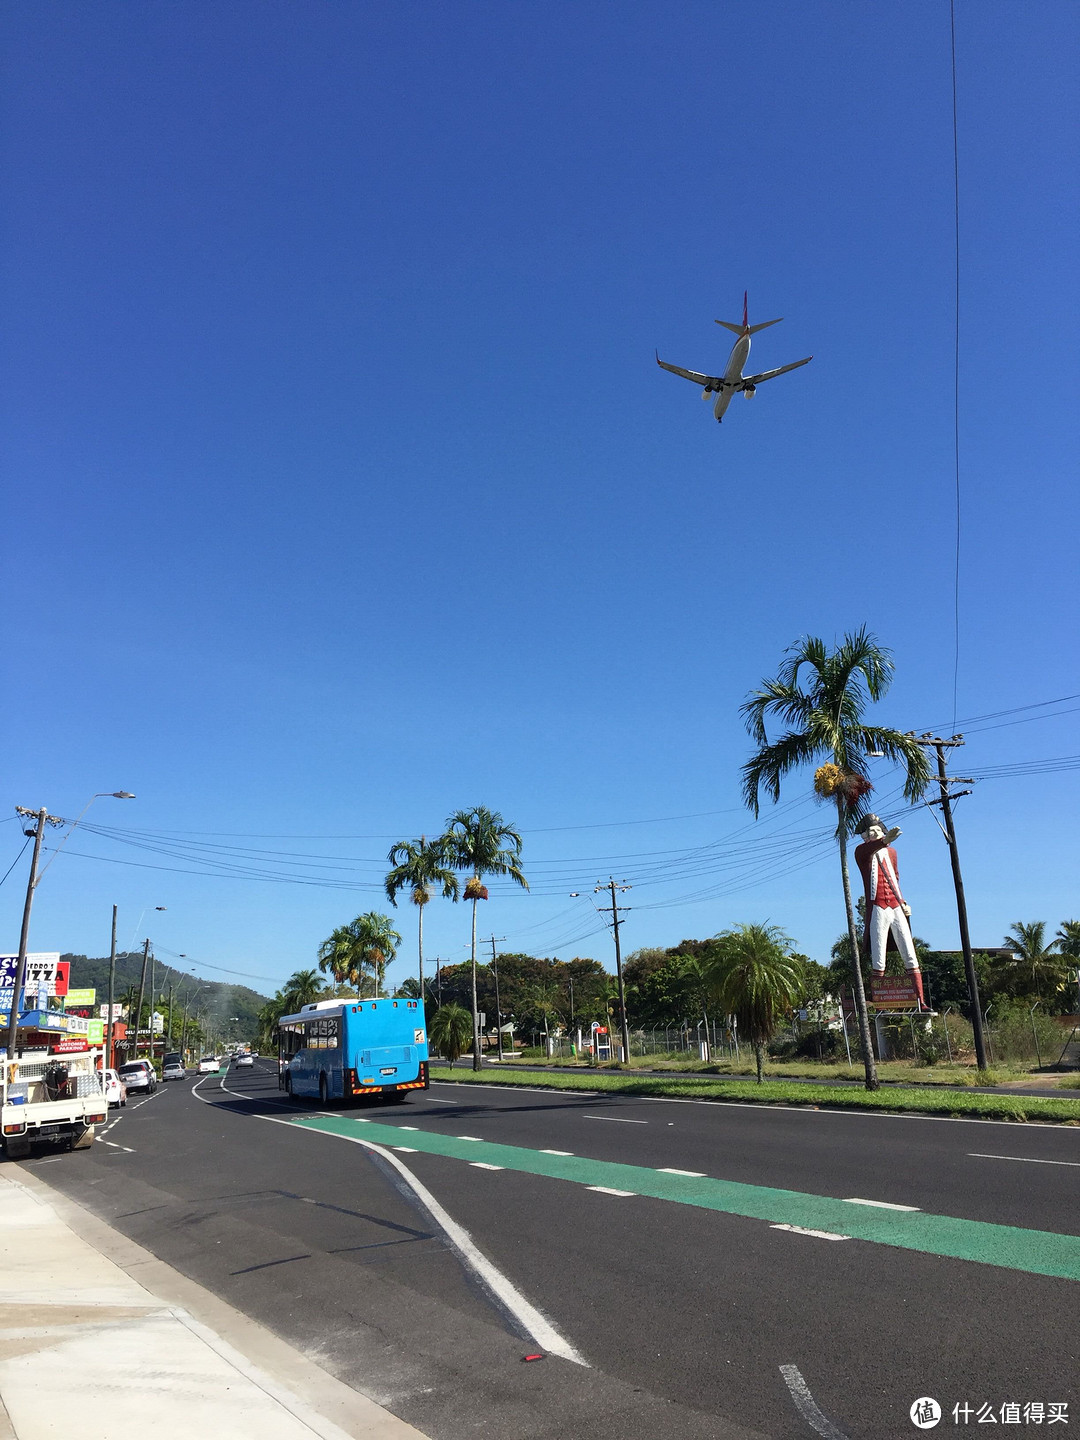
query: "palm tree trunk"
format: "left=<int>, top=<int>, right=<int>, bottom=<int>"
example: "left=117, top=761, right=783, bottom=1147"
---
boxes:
left=470, top=892, right=481, bottom=1071
left=838, top=799, right=879, bottom=1090
left=417, top=901, right=424, bottom=1004
left=755, top=1041, right=764, bottom=1084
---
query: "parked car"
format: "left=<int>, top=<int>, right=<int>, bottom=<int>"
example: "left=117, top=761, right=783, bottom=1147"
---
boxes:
left=117, top=1060, right=156, bottom=1095
left=198, top=1056, right=220, bottom=1074
left=234, top=1053, right=254, bottom=1068
left=162, top=1059, right=186, bottom=1081
left=104, top=1069, right=127, bottom=1107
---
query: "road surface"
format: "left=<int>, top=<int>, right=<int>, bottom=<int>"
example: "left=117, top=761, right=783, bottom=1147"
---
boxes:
left=12, top=1059, right=1078, bottom=1439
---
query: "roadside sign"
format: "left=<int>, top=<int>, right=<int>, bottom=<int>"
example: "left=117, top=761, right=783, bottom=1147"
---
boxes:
left=87, top=1019, right=104, bottom=1044
left=870, top=976, right=921, bottom=1010
left=0, top=954, right=68, bottom=997
left=64, top=988, right=96, bottom=1007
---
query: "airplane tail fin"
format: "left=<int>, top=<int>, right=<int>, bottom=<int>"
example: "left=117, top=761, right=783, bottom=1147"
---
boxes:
left=715, top=291, right=783, bottom=335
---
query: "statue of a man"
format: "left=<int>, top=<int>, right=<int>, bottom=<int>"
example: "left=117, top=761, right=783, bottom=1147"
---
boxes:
left=853, top=814, right=926, bottom=1007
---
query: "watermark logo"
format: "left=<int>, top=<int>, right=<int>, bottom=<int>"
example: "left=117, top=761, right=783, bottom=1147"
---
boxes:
left=912, top=1399, right=943, bottom=1429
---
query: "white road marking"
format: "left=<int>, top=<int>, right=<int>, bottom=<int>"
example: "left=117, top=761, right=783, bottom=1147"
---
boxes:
left=657, top=1168, right=706, bottom=1177
left=585, top=1186, right=635, bottom=1197
left=770, top=1224, right=848, bottom=1242
left=539, top=1149, right=574, bottom=1156
left=969, top=1152, right=1080, bottom=1167
left=196, top=1075, right=587, bottom=1366
left=469, top=1162, right=504, bottom=1171
left=432, top=1080, right=1076, bottom=1128
left=780, top=1364, right=852, bottom=1440
left=428, top=1098, right=459, bottom=1104
left=392, top=1147, right=418, bottom=1153
left=455, top=1135, right=483, bottom=1141
left=397, top=1126, right=419, bottom=1130
left=581, top=1115, right=647, bottom=1124
left=843, top=1198, right=920, bottom=1211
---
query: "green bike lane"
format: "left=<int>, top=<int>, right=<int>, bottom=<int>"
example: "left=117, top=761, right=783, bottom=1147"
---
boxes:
left=289, top=1111, right=1080, bottom=1283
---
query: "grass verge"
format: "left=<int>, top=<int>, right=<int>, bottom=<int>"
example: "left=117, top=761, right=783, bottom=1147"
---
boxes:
left=429, top=1064, right=1080, bottom=1124
left=498, top=1055, right=1038, bottom=1088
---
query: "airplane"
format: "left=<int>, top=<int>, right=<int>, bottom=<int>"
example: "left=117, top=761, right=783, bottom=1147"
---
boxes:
left=656, top=293, right=812, bottom=423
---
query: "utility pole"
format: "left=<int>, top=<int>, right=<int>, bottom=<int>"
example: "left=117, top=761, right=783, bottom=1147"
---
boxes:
left=106, top=905, right=117, bottom=1070
left=4, top=807, right=63, bottom=1059
left=916, top=732, right=987, bottom=1071
left=486, top=936, right=507, bottom=1060
left=167, top=980, right=175, bottom=1050
left=595, top=879, right=632, bottom=1063
left=134, top=940, right=151, bottom=1060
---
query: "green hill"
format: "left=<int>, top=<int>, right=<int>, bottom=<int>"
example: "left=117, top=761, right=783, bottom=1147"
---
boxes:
left=61, top=952, right=268, bottom=1045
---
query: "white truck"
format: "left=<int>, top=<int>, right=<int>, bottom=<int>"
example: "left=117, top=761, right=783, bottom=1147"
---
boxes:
left=2, top=1047, right=108, bottom=1159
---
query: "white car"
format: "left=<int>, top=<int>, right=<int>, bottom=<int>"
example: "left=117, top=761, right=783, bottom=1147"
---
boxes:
left=104, top=1069, right=127, bottom=1108
left=117, top=1060, right=156, bottom=1095
left=198, top=1056, right=220, bottom=1074
left=234, top=1054, right=254, bottom=1068
left=162, top=1060, right=186, bottom=1081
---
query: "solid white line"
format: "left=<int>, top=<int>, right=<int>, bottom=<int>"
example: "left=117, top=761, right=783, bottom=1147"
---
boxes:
left=539, top=1149, right=574, bottom=1156
left=780, top=1364, right=852, bottom=1440
left=581, top=1115, right=647, bottom=1124
left=843, top=1198, right=920, bottom=1211
left=657, top=1168, right=706, bottom=1177
left=585, top=1186, right=635, bottom=1197
left=432, top=1080, right=1078, bottom=1128
left=194, top=1080, right=587, bottom=1367
left=469, top=1162, right=504, bottom=1171
left=968, top=1152, right=1080, bottom=1167
left=770, top=1225, right=848, bottom=1242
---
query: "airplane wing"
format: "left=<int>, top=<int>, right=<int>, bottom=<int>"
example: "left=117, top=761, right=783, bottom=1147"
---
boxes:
left=740, top=356, right=813, bottom=387
left=656, top=354, right=724, bottom=388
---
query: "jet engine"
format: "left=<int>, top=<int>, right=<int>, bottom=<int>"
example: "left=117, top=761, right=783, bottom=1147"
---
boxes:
left=743, top=385, right=757, bottom=398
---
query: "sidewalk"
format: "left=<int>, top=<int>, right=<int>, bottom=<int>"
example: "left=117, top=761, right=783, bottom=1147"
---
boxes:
left=0, top=1168, right=429, bottom=1440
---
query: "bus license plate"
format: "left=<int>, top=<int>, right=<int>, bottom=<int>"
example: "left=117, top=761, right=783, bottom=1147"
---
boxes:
left=380, top=1067, right=396, bottom=1075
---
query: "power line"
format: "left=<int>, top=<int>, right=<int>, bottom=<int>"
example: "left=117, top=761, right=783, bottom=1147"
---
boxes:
left=950, top=0, right=962, bottom=728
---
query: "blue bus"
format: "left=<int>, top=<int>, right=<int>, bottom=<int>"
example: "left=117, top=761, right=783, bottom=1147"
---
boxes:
left=277, top=998, right=429, bottom=1104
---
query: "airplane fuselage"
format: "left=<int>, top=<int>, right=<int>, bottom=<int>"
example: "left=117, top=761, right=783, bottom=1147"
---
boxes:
left=712, top=332, right=751, bottom=420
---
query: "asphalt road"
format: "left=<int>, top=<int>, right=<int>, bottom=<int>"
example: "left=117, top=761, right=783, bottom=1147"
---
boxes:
left=11, top=1060, right=1079, bottom=1440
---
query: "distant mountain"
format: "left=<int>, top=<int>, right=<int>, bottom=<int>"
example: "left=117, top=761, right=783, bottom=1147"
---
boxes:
left=61, top=952, right=268, bottom=1043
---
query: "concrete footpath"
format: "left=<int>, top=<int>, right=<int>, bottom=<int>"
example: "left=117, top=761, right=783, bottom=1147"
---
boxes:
left=0, top=1168, right=429, bottom=1440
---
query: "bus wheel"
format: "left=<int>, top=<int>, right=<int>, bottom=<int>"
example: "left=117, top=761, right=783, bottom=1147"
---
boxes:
left=284, top=1073, right=292, bottom=1097
left=319, top=1074, right=329, bottom=1106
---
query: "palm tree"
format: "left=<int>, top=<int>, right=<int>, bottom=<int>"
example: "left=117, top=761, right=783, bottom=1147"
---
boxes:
left=428, top=1003, right=474, bottom=1069
left=385, top=835, right=459, bottom=1005
left=317, top=915, right=401, bottom=997
left=741, top=629, right=931, bottom=1091
left=317, top=925, right=356, bottom=992
left=709, top=924, right=803, bottom=1083
left=442, top=806, right=528, bottom=1070
left=998, top=921, right=1065, bottom=1003
left=1056, top=920, right=1080, bottom=961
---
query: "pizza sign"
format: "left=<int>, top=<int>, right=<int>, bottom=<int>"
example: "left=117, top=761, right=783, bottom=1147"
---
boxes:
left=0, top=954, right=69, bottom=997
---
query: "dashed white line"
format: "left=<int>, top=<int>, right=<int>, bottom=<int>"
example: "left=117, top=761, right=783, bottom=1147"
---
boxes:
left=539, top=1149, right=574, bottom=1156
left=657, top=1168, right=706, bottom=1177
left=843, top=1198, right=920, bottom=1211
left=771, top=1224, right=848, bottom=1242
left=581, top=1115, right=647, bottom=1124
left=469, top=1162, right=504, bottom=1171
left=586, top=1186, right=635, bottom=1197
left=969, top=1152, right=1080, bottom=1167
left=392, top=1146, right=418, bottom=1153
left=455, top=1135, right=483, bottom=1141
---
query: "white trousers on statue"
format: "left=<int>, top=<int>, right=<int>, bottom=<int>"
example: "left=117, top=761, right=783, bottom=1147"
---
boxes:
left=870, top=904, right=919, bottom=973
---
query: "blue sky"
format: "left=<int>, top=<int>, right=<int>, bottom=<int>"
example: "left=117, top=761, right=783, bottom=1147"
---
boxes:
left=2, top=1, right=1077, bottom=997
